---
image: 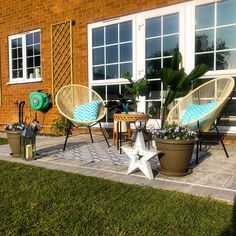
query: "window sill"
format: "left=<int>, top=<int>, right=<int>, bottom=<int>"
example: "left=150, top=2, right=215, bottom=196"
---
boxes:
left=6, top=78, right=42, bottom=85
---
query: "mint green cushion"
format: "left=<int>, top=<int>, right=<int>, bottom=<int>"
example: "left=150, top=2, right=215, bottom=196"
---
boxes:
left=73, top=100, right=101, bottom=121
left=181, top=101, right=219, bottom=128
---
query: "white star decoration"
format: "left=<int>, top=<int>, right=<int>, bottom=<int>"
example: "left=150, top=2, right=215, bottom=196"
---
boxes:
left=122, top=131, right=160, bottom=180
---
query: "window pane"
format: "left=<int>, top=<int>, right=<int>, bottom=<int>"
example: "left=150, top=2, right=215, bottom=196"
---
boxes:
left=195, top=30, right=214, bottom=52
left=120, top=63, right=132, bottom=77
left=18, top=48, right=22, bottom=57
left=217, top=26, right=236, bottom=50
left=93, top=66, right=105, bottom=80
left=27, top=57, right=33, bottom=67
left=217, top=0, right=236, bottom=26
left=18, top=59, right=23, bottom=69
left=222, top=99, right=236, bottom=117
left=146, top=38, right=161, bottom=59
left=12, top=49, right=17, bottom=59
left=163, top=35, right=179, bottom=56
left=146, top=59, right=161, bottom=79
left=120, top=21, right=132, bottom=42
left=34, top=32, right=40, bottom=44
left=93, top=48, right=104, bottom=65
left=107, top=85, right=119, bottom=100
left=92, top=86, right=106, bottom=100
left=196, top=3, right=214, bottom=29
left=195, top=53, right=214, bottom=70
left=146, top=81, right=161, bottom=99
left=35, top=56, right=41, bottom=67
left=106, top=45, right=118, bottom=63
left=18, top=38, right=22, bottom=47
left=163, top=13, right=179, bottom=35
left=163, top=57, right=172, bottom=68
left=26, top=34, right=33, bottom=45
left=27, top=68, right=34, bottom=79
left=106, top=24, right=118, bottom=44
left=216, top=50, right=236, bottom=70
left=92, top=27, right=104, bottom=47
left=146, top=101, right=161, bottom=118
left=146, top=17, right=161, bottom=38
left=11, top=39, right=17, bottom=48
left=12, top=70, right=18, bottom=78
left=106, top=64, right=118, bottom=79
left=12, top=60, right=17, bottom=69
left=120, top=43, right=132, bottom=62
left=34, top=44, right=40, bottom=55
left=26, top=46, right=33, bottom=56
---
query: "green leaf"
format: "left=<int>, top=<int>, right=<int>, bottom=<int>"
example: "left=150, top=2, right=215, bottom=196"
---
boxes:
left=187, top=63, right=208, bottom=81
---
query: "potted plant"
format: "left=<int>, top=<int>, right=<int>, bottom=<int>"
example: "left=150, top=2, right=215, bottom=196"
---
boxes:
left=152, top=123, right=197, bottom=176
left=123, top=72, right=150, bottom=112
left=5, top=122, right=25, bottom=157
left=151, top=49, right=207, bottom=176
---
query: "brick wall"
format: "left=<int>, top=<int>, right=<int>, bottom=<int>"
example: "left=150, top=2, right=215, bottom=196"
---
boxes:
left=0, top=0, right=188, bottom=133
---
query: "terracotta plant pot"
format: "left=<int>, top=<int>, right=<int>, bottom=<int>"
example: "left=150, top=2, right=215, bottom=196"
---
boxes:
left=156, top=138, right=194, bottom=176
left=6, top=130, right=22, bottom=157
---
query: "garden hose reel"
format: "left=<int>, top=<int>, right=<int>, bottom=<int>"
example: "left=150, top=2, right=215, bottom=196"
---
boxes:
left=29, top=90, right=52, bottom=112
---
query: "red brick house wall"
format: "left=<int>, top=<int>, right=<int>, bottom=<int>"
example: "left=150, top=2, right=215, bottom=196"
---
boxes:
left=0, top=0, right=188, bottom=133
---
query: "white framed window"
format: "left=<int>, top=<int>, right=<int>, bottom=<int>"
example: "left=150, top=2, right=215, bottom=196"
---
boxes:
left=88, top=0, right=236, bottom=129
left=195, top=0, right=236, bottom=76
left=8, top=29, right=41, bottom=84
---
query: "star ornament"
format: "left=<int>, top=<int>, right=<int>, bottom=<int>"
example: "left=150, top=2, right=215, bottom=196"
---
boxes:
left=122, top=131, right=160, bottom=180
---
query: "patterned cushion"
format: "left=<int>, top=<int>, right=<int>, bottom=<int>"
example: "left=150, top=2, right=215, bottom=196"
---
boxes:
left=73, top=100, right=101, bottom=121
left=181, top=101, right=219, bottom=128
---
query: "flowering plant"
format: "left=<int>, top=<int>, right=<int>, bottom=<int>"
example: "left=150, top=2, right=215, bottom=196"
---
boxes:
left=151, top=123, right=197, bottom=141
left=5, top=120, right=40, bottom=134
left=5, top=122, right=25, bottom=131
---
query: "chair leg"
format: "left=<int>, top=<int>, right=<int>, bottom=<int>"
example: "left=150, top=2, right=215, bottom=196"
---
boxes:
left=196, top=141, right=199, bottom=165
left=99, top=122, right=110, bottom=147
left=88, top=126, right=94, bottom=143
left=215, top=126, right=229, bottom=157
left=63, top=119, right=72, bottom=151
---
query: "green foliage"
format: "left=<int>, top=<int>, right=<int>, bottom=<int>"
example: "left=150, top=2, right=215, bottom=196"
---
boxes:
left=51, top=114, right=68, bottom=136
left=123, top=72, right=150, bottom=111
left=160, top=49, right=208, bottom=127
left=0, top=160, right=235, bottom=235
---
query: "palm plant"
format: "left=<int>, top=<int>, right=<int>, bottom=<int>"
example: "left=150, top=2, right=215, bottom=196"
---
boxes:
left=123, top=72, right=150, bottom=111
left=160, top=49, right=208, bottom=127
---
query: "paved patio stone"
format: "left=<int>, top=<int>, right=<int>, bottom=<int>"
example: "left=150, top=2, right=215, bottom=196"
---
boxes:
left=0, top=132, right=236, bottom=203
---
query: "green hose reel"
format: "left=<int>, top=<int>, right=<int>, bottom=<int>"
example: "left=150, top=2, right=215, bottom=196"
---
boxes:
left=29, top=91, right=51, bottom=112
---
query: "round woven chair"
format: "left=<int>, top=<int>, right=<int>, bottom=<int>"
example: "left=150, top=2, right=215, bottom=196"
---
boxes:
left=167, top=76, right=235, bottom=132
left=55, top=84, right=110, bottom=150
left=166, top=76, right=235, bottom=163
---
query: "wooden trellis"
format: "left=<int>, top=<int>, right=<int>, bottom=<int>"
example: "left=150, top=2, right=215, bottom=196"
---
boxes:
left=51, top=20, right=73, bottom=99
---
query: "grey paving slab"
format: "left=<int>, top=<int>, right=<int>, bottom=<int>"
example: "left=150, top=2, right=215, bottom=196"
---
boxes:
left=1, top=132, right=236, bottom=203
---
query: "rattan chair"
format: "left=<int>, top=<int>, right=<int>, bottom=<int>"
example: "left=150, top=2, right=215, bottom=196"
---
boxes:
left=55, top=84, right=110, bottom=151
left=167, top=76, right=235, bottom=163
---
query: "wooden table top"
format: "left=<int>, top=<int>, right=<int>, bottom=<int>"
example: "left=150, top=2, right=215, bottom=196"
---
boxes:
left=113, top=113, right=150, bottom=122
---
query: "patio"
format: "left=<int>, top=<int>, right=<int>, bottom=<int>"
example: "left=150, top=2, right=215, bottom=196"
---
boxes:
left=0, top=132, right=236, bottom=203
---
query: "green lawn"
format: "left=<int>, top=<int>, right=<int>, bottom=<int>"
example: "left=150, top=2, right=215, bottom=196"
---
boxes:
left=0, top=137, right=8, bottom=145
left=0, top=160, right=235, bottom=236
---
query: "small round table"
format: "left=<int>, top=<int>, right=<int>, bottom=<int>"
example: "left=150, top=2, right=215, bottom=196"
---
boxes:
left=113, top=113, right=150, bottom=153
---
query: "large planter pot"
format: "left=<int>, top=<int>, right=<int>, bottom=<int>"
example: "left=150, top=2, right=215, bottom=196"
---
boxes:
left=156, top=138, right=194, bottom=176
left=6, top=130, right=22, bottom=157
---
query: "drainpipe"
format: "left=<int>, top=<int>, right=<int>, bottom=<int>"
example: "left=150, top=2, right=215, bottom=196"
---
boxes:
left=19, top=101, right=25, bottom=123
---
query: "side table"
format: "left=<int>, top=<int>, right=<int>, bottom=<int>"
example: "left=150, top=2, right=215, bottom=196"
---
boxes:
left=113, top=113, right=150, bottom=153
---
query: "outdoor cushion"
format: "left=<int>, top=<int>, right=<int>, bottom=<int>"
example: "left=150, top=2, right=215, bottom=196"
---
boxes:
left=73, top=100, right=101, bottom=121
left=181, top=101, right=219, bottom=128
